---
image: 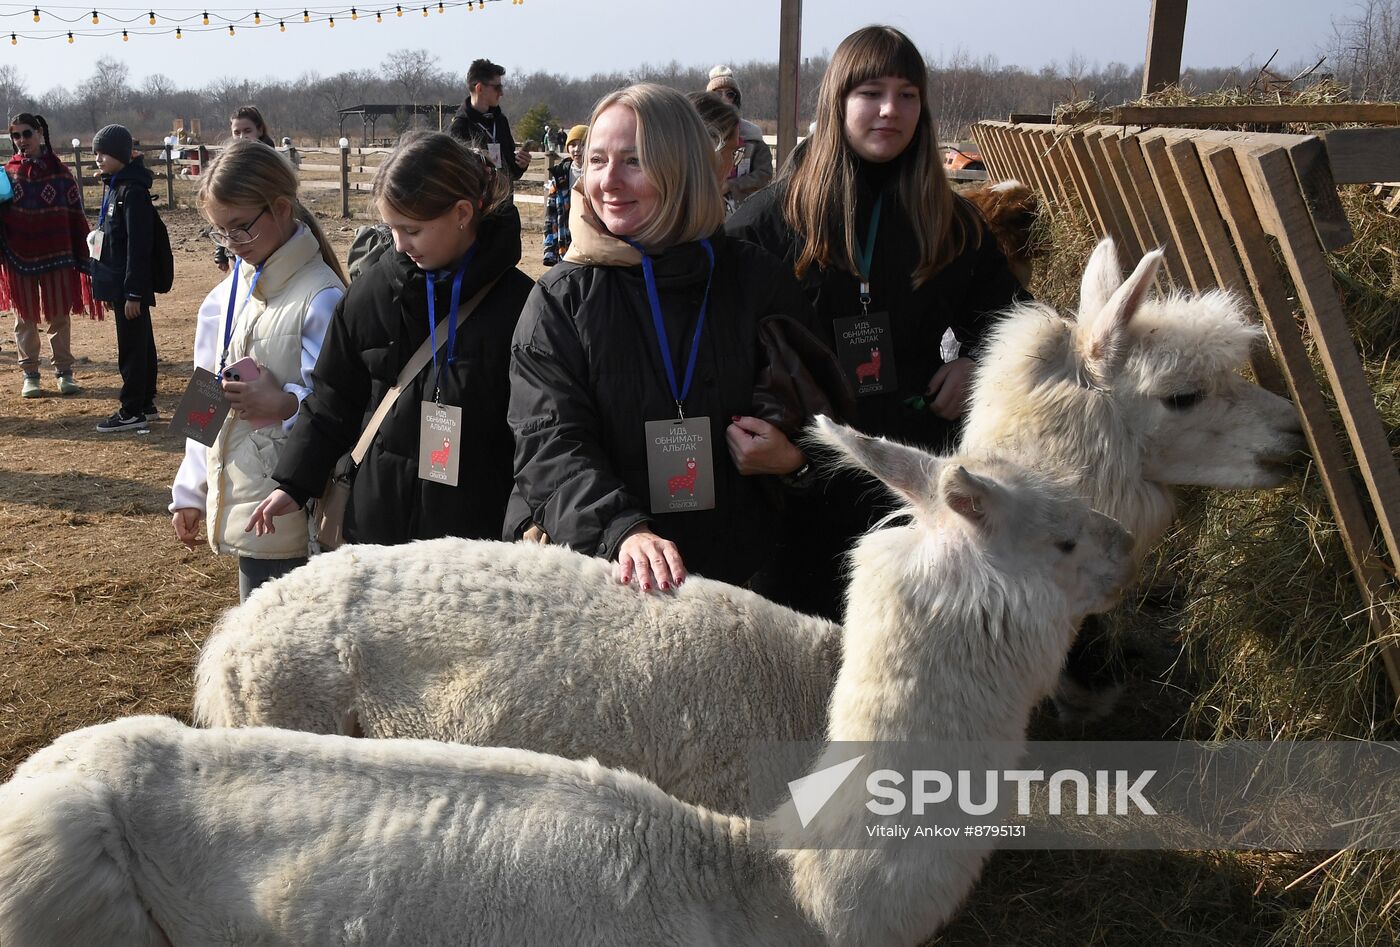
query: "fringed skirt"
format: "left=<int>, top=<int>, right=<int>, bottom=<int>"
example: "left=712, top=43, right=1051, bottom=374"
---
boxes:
left=0, top=264, right=101, bottom=323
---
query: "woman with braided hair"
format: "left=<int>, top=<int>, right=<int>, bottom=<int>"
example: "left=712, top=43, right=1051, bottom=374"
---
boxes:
left=1, top=112, right=100, bottom=398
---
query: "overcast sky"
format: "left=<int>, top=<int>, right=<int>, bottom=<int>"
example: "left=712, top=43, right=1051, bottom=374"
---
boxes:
left=0, top=0, right=1359, bottom=93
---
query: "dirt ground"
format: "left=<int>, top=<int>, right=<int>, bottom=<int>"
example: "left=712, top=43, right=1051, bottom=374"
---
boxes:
left=0, top=204, right=549, bottom=778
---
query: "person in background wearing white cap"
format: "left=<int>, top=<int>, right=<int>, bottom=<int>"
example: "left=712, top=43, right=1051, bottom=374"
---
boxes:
left=705, top=65, right=773, bottom=206
left=542, top=124, right=586, bottom=266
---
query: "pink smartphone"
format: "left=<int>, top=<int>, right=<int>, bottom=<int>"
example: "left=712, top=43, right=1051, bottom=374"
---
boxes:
left=221, top=356, right=277, bottom=429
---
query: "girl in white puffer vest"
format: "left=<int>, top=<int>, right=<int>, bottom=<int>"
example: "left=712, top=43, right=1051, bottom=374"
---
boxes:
left=169, top=140, right=348, bottom=601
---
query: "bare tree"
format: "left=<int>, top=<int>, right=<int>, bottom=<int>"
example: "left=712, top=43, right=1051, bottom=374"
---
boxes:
left=382, top=48, right=442, bottom=106
left=77, top=56, right=130, bottom=133
left=1325, top=0, right=1400, bottom=99
left=0, top=64, right=28, bottom=121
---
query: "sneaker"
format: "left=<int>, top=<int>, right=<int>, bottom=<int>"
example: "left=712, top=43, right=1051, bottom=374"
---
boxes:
left=95, top=409, right=148, bottom=433
left=21, top=374, right=41, bottom=398
left=142, top=404, right=161, bottom=420
left=56, top=372, right=81, bottom=395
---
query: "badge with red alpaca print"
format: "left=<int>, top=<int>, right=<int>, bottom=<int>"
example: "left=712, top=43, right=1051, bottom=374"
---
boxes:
left=171, top=367, right=232, bottom=446
left=832, top=311, right=898, bottom=397
left=645, top=418, right=715, bottom=514
left=418, top=402, right=463, bottom=486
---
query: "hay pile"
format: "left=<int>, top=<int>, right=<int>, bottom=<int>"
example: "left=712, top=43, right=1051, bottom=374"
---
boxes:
left=1020, top=179, right=1400, bottom=945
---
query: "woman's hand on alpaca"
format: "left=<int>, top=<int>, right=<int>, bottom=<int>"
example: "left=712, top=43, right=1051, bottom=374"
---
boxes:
left=222, top=366, right=297, bottom=421
left=924, top=357, right=975, bottom=420
left=616, top=526, right=687, bottom=592
left=123, top=300, right=143, bottom=320
left=246, top=489, right=300, bottom=537
left=172, top=508, right=204, bottom=549
left=725, top=416, right=805, bottom=476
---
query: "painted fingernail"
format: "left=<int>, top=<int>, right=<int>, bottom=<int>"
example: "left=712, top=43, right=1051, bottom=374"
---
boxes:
left=659, top=580, right=668, bottom=590
left=731, top=415, right=742, bottom=422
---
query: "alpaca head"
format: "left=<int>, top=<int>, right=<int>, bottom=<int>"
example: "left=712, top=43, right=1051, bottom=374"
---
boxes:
left=964, top=178, right=1039, bottom=287
left=810, top=416, right=1134, bottom=628
left=964, top=238, right=1305, bottom=549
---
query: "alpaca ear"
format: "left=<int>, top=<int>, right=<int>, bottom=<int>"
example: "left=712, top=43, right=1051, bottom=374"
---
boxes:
left=1077, top=248, right=1163, bottom=387
left=807, top=416, right=942, bottom=505
left=1077, top=239, right=1123, bottom=321
left=940, top=465, right=996, bottom=524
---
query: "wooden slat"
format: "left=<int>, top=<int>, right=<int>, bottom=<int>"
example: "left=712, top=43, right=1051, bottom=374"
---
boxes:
left=1139, top=134, right=1217, bottom=291
left=1018, top=128, right=1061, bottom=200
left=981, top=124, right=1015, bottom=182
left=1168, top=138, right=1288, bottom=394
left=1039, top=130, right=1080, bottom=209
left=1063, top=130, right=1117, bottom=241
left=1108, top=135, right=1187, bottom=284
left=1244, top=145, right=1400, bottom=575
left=1142, top=0, right=1188, bottom=96
left=1111, top=103, right=1400, bottom=126
left=1202, top=143, right=1400, bottom=702
left=1004, top=127, right=1042, bottom=192
left=1086, top=129, right=1148, bottom=263
left=1321, top=129, right=1400, bottom=184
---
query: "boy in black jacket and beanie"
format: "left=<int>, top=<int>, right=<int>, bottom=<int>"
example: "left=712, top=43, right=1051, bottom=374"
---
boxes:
left=90, top=123, right=158, bottom=432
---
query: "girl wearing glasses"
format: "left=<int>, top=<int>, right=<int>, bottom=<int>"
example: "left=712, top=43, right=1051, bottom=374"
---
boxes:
left=1, top=112, right=100, bottom=399
left=170, top=140, right=347, bottom=601
left=247, top=132, right=533, bottom=547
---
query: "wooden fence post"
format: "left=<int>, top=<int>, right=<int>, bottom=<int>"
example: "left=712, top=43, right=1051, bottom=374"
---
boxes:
left=164, top=139, right=175, bottom=208
left=70, top=140, right=86, bottom=210
left=339, top=138, right=351, bottom=219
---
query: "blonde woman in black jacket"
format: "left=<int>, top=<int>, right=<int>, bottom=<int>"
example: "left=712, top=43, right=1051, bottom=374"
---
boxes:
left=508, top=84, right=821, bottom=593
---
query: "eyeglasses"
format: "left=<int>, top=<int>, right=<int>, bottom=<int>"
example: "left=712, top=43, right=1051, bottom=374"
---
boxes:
left=208, top=207, right=267, bottom=248
left=9, top=129, right=35, bottom=140
left=716, top=89, right=738, bottom=102
left=485, top=82, right=503, bottom=92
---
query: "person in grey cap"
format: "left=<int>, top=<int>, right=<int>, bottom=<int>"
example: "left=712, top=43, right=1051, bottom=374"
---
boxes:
left=90, top=123, right=159, bottom=433
left=705, top=65, right=773, bottom=205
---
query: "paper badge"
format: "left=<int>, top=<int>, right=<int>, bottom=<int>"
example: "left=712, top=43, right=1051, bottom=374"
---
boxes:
left=418, top=401, right=463, bottom=487
left=832, top=311, right=898, bottom=397
left=644, top=417, right=715, bottom=514
left=171, top=367, right=232, bottom=446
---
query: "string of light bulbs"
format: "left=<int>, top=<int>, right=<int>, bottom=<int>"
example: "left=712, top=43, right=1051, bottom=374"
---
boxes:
left=4, top=0, right=523, bottom=43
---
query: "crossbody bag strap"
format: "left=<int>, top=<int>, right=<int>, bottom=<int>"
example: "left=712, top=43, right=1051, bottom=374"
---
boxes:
left=348, top=274, right=502, bottom=466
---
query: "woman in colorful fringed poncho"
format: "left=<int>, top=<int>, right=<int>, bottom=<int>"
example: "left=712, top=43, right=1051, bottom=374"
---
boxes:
left=1, top=112, right=100, bottom=399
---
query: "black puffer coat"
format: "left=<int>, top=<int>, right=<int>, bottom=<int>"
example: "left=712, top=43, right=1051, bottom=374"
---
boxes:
left=90, top=156, right=155, bottom=305
left=507, top=223, right=818, bottom=587
left=274, top=208, right=533, bottom=545
left=726, top=162, right=1026, bottom=450
left=448, top=102, right=527, bottom=182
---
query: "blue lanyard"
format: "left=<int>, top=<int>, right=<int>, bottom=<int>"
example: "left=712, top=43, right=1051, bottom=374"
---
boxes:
left=426, top=247, right=475, bottom=402
left=98, top=184, right=112, bottom=230
left=219, top=258, right=264, bottom=374
left=854, top=193, right=883, bottom=311
left=635, top=238, right=714, bottom=419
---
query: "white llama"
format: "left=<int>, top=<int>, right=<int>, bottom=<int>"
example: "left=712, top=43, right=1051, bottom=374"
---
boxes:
left=192, top=240, right=1302, bottom=812
left=0, top=424, right=1134, bottom=947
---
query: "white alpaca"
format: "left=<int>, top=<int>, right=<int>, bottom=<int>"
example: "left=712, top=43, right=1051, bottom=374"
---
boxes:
left=962, top=237, right=1303, bottom=562
left=0, top=425, right=1134, bottom=947
left=193, top=240, right=1302, bottom=812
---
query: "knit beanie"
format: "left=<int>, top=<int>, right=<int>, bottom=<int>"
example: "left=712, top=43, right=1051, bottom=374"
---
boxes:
left=706, top=65, right=742, bottom=108
left=566, top=124, right=589, bottom=146
left=92, top=124, right=133, bottom=163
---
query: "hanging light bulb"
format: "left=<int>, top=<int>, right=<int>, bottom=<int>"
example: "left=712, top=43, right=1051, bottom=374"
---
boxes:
left=228, top=24, right=235, bottom=34
left=396, top=4, right=403, bottom=15
left=421, top=6, right=428, bottom=16
left=254, top=10, right=261, bottom=24
left=148, top=10, right=155, bottom=24
left=67, top=31, right=73, bottom=43
left=279, top=19, right=285, bottom=30
left=351, top=7, right=358, bottom=20
left=122, top=29, right=128, bottom=40
left=91, top=10, right=99, bottom=24
left=202, top=11, right=209, bottom=24
left=31, top=7, right=38, bottom=23
left=10, top=33, right=16, bottom=45
left=328, top=16, right=334, bottom=26
left=375, top=10, right=381, bottom=21
left=302, top=9, right=309, bottom=21
left=175, top=26, right=182, bottom=37
left=437, top=2, right=443, bottom=12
